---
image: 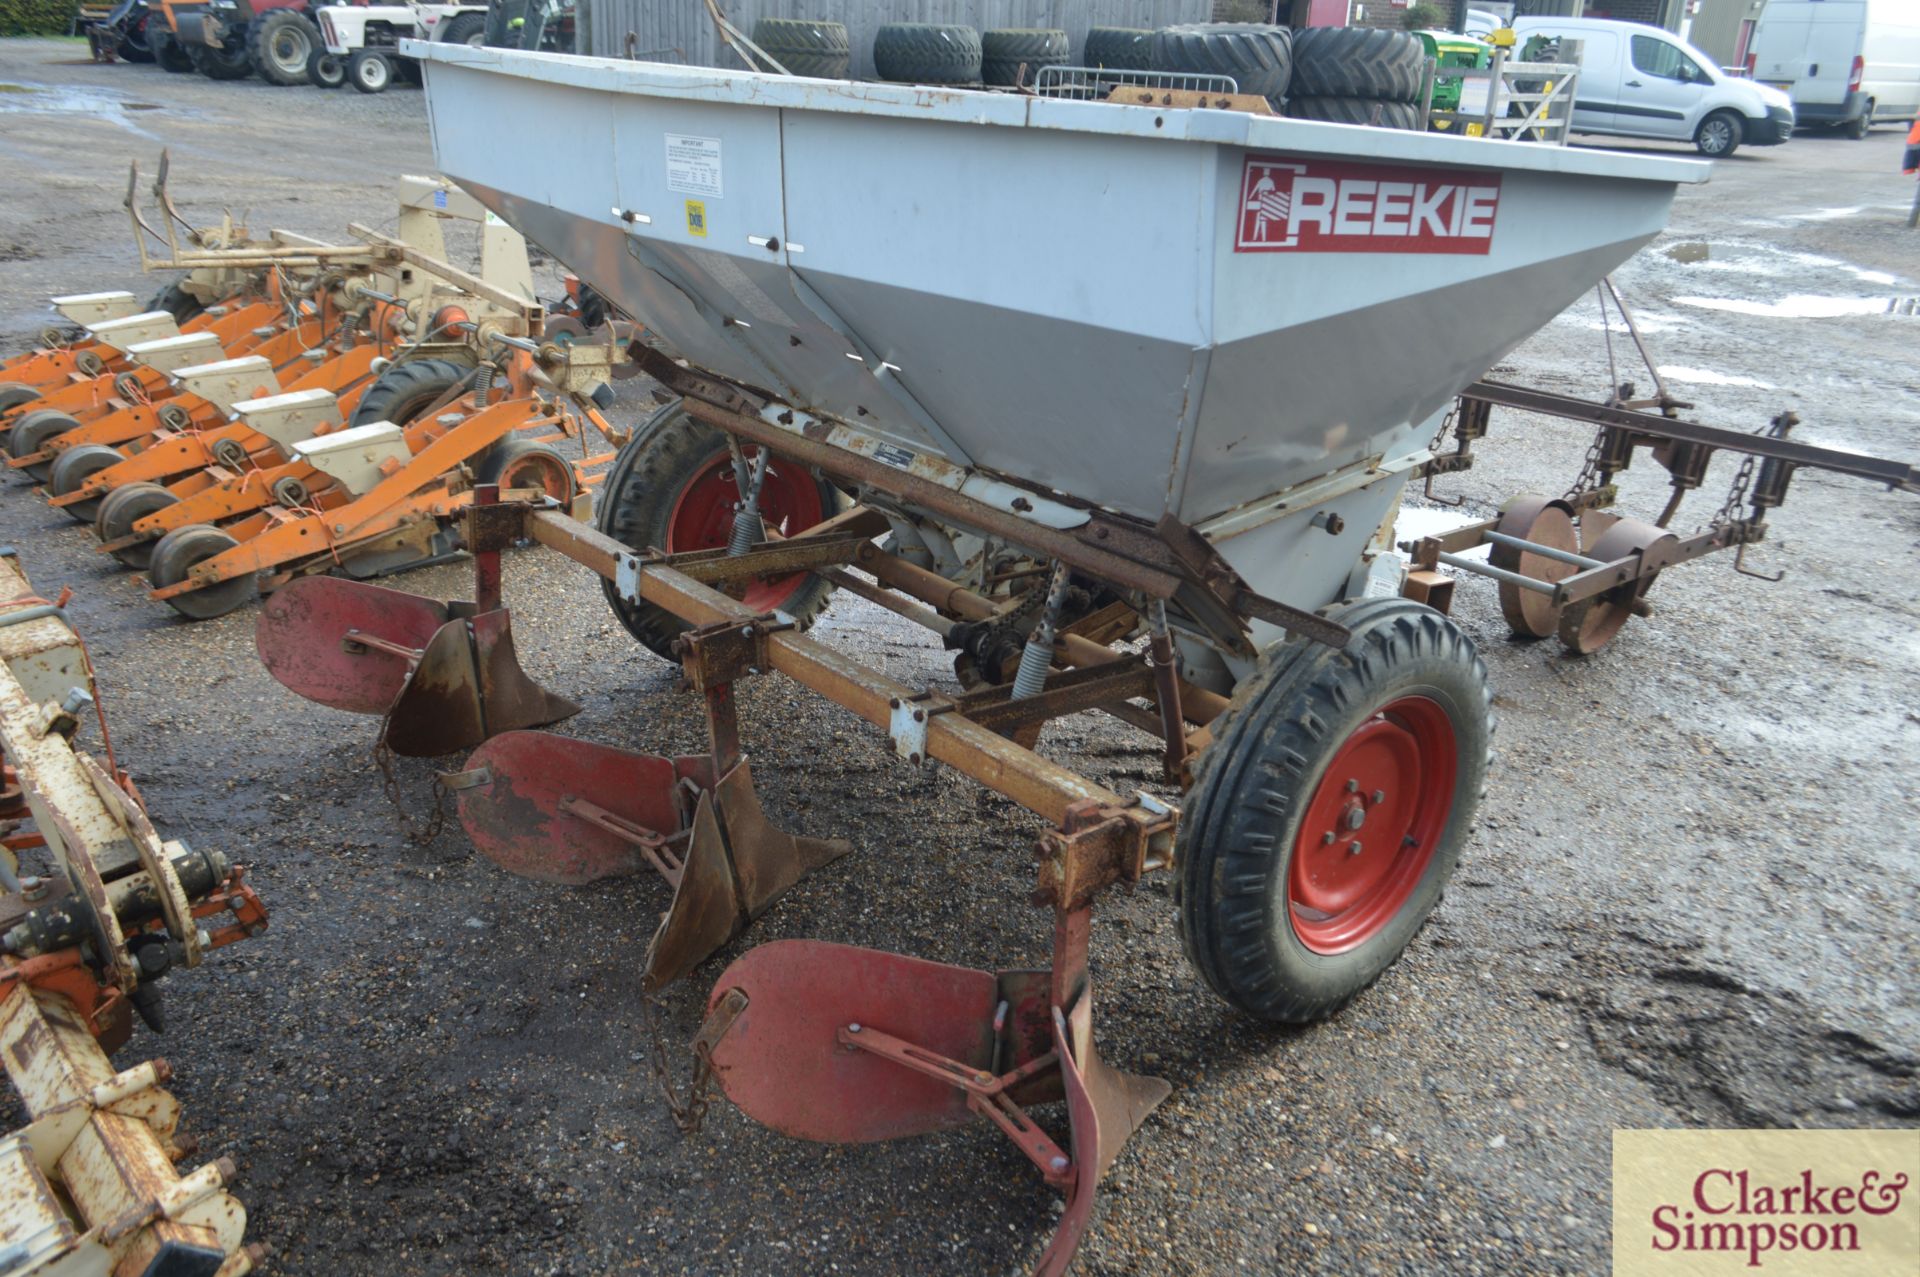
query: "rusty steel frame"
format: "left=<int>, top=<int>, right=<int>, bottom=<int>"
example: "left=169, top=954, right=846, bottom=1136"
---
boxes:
left=1406, top=379, right=1920, bottom=639
left=1402, top=513, right=1762, bottom=609
left=1461, top=380, right=1920, bottom=491
left=527, top=508, right=1175, bottom=849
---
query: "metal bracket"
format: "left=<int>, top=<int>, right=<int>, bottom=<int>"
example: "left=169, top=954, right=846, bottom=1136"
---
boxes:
left=615, top=551, right=646, bottom=606
left=887, top=691, right=954, bottom=767
left=677, top=615, right=792, bottom=693
left=1033, top=799, right=1178, bottom=912
left=644, top=532, right=870, bottom=588
left=463, top=500, right=535, bottom=555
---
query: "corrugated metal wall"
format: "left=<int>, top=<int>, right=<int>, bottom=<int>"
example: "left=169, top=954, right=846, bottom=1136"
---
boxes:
left=585, top=2, right=1214, bottom=78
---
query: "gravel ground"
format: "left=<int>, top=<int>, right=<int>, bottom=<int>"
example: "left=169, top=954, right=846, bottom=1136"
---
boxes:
left=1, top=39, right=1915, bottom=1275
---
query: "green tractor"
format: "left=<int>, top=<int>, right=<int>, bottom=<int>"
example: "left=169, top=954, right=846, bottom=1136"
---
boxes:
left=1415, top=29, right=1492, bottom=115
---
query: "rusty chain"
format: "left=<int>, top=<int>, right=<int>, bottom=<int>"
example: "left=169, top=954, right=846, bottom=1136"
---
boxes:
left=370, top=735, right=449, bottom=845
left=1708, top=453, right=1759, bottom=530
left=1706, top=413, right=1793, bottom=531
left=1562, top=428, right=1608, bottom=502
left=639, top=992, right=716, bottom=1135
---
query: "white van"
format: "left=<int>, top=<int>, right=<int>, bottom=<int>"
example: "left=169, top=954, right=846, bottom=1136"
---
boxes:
left=1513, top=16, right=1796, bottom=156
left=1748, top=0, right=1920, bottom=136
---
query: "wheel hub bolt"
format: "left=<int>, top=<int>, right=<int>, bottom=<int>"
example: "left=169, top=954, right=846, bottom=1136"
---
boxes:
left=1344, top=779, right=1358, bottom=793
left=1347, top=840, right=1363, bottom=856
left=1345, top=807, right=1365, bottom=831
left=1320, top=831, right=1335, bottom=845
left=1372, top=790, right=1386, bottom=805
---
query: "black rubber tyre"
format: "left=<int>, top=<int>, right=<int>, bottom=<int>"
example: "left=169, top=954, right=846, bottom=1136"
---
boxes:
left=307, top=47, right=345, bottom=88
left=153, top=30, right=195, bottom=73
left=1694, top=109, right=1742, bottom=157
left=873, top=23, right=983, bottom=86
left=1844, top=109, right=1872, bottom=140
left=1285, top=95, right=1422, bottom=130
left=0, top=384, right=41, bottom=416
left=249, top=10, right=317, bottom=86
left=477, top=438, right=576, bottom=506
left=1149, top=23, right=1292, bottom=103
left=145, top=281, right=204, bottom=325
left=348, top=358, right=471, bottom=428
left=119, top=14, right=156, bottom=62
left=1083, top=26, right=1151, bottom=71
left=348, top=48, right=393, bottom=94
left=7, top=410, right=83, bottom=482
left=572, top=283, right=610, bottom=330
left=191, top=40, right=254, bottom=81
left=1289, top=26, right=1425, bottom=103
left=95, top=480, right=179, bottom=569
left=750, top=18, right=850, bottom=78
left=49, top=444, right=126, bottom=522
left=1176, top=598, right=1493, bottom=1023
left=439, top=12, right=486, bottom=47
left=980, top=28, right=1069, bottom=87
left=597, top=400, right=842, bottom=662
left=149, top=524, right=255, bottom=620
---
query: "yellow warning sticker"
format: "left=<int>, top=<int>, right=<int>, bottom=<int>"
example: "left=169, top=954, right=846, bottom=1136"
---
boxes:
left=685, top=200, right=708, bottom=239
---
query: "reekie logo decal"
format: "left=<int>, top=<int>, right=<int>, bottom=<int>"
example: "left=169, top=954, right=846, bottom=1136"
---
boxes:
left=1236, top=156, right=1502, bottom=254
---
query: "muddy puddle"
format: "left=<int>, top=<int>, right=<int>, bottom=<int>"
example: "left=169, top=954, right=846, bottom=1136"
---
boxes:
left=0, top=80, right=166, bottom=137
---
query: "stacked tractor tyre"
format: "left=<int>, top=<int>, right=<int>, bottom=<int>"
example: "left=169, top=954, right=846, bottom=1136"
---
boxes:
left=872, top=23, right=983, bottom=85
left=750, top=19, right=851, bottom=79
left=1083, top=26, right=1152, bottom=71
left=979, top=29, right=1069, bottom=87
left=1150, top=23, right=1294, bottom=108
left=1286, top=27, right=1428, bottom=130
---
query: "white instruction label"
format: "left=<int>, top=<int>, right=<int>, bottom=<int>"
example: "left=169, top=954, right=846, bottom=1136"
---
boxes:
left=665, top=135, right=724, bottom=198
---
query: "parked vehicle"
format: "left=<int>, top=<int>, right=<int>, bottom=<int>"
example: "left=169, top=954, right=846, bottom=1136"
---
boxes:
left=313, top=3, right=487, bottom=92
left=1415, top=29, right=1492, bottom=113
left=1514, top=16, right=1795, bottom=156
left=1748, top=0, right=1920, bottom=136
left=82, top=0, right=157, bottom=62
left=157, top=0, right=330, bottom=83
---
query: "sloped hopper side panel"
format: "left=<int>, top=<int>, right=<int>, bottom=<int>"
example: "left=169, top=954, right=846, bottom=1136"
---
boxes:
left=1186, top=151, right=1676, bottom=522
left=777, top=114, right=1213, bottom=523
left=423, top=53, right=1683, bottom=528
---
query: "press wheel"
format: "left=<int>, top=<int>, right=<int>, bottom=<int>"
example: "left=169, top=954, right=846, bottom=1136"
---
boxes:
left=48, top=444, right=125, bottom=522
left=1555, top=517, right=1673, bottom=655
left=95, top=481, right=179, bottom=569
left=1489, top=496, right=1579, bottom=640
left=149, top=524, right=255, bottom=621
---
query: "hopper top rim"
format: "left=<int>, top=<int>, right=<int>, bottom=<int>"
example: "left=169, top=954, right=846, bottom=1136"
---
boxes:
left=407, top=41, right=1711, bottom=188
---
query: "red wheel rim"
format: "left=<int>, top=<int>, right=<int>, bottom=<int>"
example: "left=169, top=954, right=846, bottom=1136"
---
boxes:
left=666, top=446, right=825, bottom=612
left=1288, top=695, right=1457, bottom=955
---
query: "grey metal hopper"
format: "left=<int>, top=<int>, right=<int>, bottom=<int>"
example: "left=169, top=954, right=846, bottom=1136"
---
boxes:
left=412, top=44, right=1704, bottom=533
